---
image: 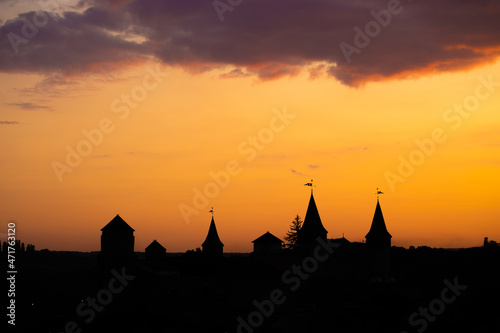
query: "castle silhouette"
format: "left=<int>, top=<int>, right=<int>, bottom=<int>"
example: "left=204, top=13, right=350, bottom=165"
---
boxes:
left=100, top=190, right=392, bottom=260
left=13, top=190, right=500, bottom=333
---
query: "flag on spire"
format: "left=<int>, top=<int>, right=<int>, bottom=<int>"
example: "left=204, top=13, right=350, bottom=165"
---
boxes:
left=305, top=179, right=314, bottom=193
left=376, top=188, right=384, bottom=200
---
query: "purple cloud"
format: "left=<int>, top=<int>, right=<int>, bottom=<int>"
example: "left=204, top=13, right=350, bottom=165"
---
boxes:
left=0, top=0, right=499, bottom=87
left=220, top=68, right=250, bottom=79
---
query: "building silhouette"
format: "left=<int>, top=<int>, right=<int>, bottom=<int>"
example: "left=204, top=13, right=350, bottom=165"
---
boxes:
left=201, top=216, right=224, bottom=256
left=145, top=240, right=166, bottom=260
left=330, top=235, right=351, bottom=247
left=252, top=232, right=283, bottom=255
left=365, top=199, right=392, bottom=249
left=100, top=214, right=135, bottom=262
left=297, top=191, right=328, bottom=250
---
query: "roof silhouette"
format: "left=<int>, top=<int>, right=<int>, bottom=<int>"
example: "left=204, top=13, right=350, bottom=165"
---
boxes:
left=101, top=214, right=135, bottom=232
left=145, top=240, right=166, bottom=252
left=252, top=231, right=283, bottom=244
left=331, top=237, right=351, bottom=246
left=365, top=199, right=392, bottom=241
left=202, top=216, right=224, bottom=248
left=299, top=192, right=328, bottom=239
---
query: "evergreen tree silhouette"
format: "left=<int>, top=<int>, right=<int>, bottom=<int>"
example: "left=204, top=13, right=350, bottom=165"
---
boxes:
left=284, top=214, right=302, bottom=251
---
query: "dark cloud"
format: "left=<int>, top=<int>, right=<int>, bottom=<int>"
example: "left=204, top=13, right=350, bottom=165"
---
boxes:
left=308, top=164, right=319, bottom=169
left=0, top=9, right=148, bottom=74
left=1, top=0, right=499, bottom=87
left=0, top=120, right=19, bottom=125
left=291, top=169, right=306, bottom=176
left=6, top=102, right=53, bottom=110
left=17, top=72, right=129, bottom=96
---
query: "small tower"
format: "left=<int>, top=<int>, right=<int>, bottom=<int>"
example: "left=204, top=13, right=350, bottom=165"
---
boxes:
left=252, top=232, right=283, bottom=255
left=201, top=215, right=224, bottom=256
left=101, top=214, right=135, bottom=263
left=365, top=198, right=392, bottom=249
left=297, top=189, right=328, bottom=249
left=145, top=240, right=167, bottom=260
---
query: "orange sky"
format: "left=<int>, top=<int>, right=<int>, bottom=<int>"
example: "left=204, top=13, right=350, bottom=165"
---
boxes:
left=1, top=61, right=499, bottom=252
left=1, top=1, right=499, bottom=252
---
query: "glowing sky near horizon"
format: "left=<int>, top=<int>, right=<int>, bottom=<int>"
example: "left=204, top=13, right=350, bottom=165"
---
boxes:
left=0, top=0, right=499, bottom=252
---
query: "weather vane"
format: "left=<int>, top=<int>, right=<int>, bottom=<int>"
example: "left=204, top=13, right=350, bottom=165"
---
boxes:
left=304, top=179, right=315, bottom=193
left=376, top=188, right=384, bottom=200
left=209, top=207, right=214, bottom=216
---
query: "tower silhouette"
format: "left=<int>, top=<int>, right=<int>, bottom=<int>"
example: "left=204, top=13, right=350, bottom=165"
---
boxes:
left=201, top=216, right=224, bottom=256
left=365, top=199, right=392, bottom=249
left=298, top=192, right=328, bottom=250
left=145, top=240, right=166, bottom=260
left=100, top=214, right=135, bottom=264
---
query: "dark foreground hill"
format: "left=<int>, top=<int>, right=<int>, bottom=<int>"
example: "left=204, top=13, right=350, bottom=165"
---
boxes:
left=7, top=246, right=500, bottom=333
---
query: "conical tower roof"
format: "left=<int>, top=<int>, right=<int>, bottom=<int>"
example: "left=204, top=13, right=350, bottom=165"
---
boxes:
left=202, top=217, right=224, bottom=248
left=365, top=199, right=392, bottom=240
left=252, top=231, right=283, bottom=244
left=101, top=214, right=135, bottom=232
left=299, top=192, right=328, bottom=241
left=145, top=240, right=166, bottom=252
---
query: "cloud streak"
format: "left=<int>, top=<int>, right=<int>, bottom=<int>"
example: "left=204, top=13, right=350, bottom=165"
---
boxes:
left=0, top=0, right=499, bottom=87
left=291, top=169, right=306, bottom=176
left=6, top=102, right=53, bottom=111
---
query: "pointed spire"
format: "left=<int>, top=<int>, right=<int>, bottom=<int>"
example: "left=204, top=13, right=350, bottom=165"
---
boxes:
left=298, top=191, right=328, bottom=246
left=202, top=216, right=224, bottom=255
left=365, top=199, right=392, bottom=248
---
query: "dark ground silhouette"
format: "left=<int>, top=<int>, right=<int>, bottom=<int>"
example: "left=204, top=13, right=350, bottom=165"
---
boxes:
left=6, top=244, right=500, bottom=333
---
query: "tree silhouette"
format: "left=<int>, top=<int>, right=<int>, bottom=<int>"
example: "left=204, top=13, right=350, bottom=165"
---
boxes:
left=284, top=214, right=302, bottom=251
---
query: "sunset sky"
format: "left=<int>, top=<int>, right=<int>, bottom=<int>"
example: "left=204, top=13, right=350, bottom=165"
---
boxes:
left=1, top=0, right=499, bottom=252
